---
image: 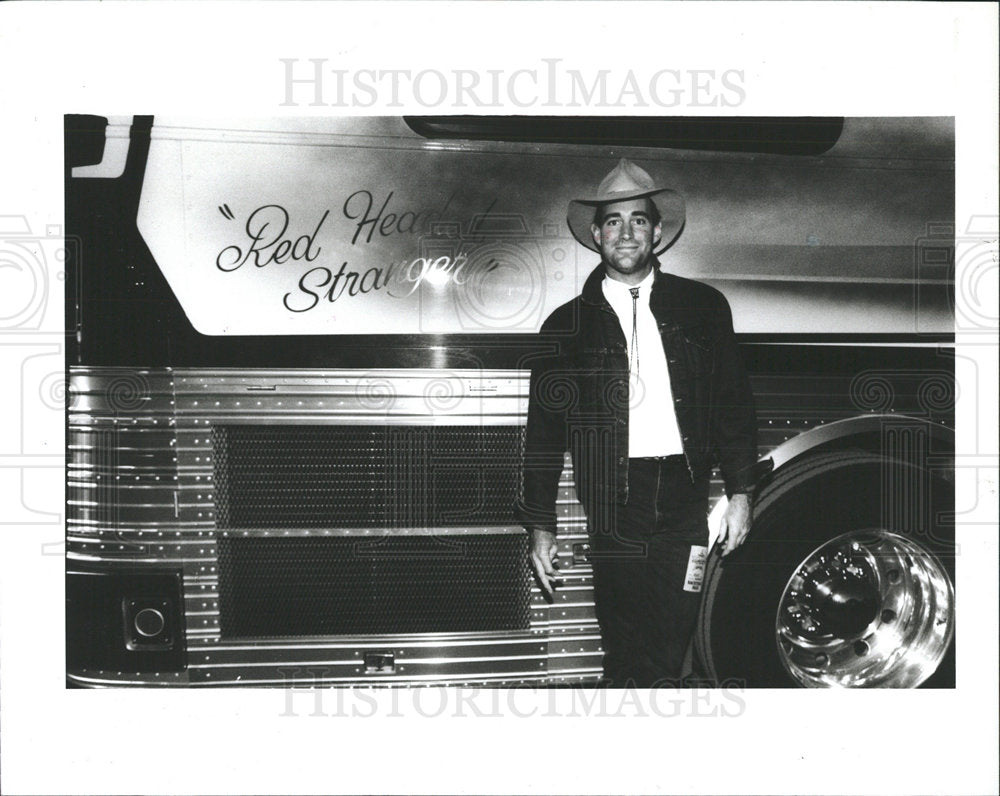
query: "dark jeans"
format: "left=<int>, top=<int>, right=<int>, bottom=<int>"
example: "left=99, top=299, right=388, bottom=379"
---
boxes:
left=589, top=456, right=709, bottom=688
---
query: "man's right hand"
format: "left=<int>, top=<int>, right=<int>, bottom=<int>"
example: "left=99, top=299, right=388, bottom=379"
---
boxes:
left=529, top=529, right=559, bottom=598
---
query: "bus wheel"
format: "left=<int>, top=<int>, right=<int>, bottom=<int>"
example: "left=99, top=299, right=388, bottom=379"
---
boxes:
left=696, top=450, right=954, bottom=688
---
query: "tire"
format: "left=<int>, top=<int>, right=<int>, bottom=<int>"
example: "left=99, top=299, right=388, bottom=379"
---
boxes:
left=696, top=449, right=955, bottom=688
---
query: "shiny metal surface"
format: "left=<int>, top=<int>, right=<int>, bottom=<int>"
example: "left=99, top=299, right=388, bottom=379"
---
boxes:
left=66, top=365, right=603, bottom=686
left=134, top=608, right=166, bottom=637
left=68, top=365, right=951, bottom=687
left=137, top=116, right=954, bottom=336
left=776, top=530, right=954, bottom=688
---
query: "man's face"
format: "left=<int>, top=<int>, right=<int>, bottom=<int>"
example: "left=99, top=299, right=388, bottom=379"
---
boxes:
left=591, top=197, right=662, bottom=282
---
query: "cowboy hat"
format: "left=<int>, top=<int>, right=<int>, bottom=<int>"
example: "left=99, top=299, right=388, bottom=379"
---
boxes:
left=567, top=158, right=685, bottom=255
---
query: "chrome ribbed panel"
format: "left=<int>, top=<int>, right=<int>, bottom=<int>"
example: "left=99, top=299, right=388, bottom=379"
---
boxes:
left=171, top=370, right=526, bottom=425
left=68, top=369, right=221, bottom=654
left=75, top=632, right=601, bottom=687
left=66, top=366, right=602, bottom=685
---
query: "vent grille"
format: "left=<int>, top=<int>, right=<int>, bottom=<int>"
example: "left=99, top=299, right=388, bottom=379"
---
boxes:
left=213, top=425, right=523, bottom=529
left=217, top=535, right=532, bottom=637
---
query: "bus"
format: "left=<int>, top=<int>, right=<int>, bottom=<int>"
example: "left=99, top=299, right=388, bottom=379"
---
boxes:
left=65, top=115, right=955, bottom=687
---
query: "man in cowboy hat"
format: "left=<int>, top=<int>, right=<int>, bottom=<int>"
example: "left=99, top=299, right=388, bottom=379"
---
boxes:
left=516, top=159, right=757, bottom=687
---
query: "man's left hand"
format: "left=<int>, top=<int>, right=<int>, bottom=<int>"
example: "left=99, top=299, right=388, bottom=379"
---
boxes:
left=718, top=493, right=753, bottom=556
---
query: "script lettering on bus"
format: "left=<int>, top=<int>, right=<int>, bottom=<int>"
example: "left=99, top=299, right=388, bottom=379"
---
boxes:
left=343, top=189, right=440, bottom=246
left=214, top=192, right=495, bottom=314
left=283, top=254, right=470, bottom=313
left=215, top=204, right=327, bottom=272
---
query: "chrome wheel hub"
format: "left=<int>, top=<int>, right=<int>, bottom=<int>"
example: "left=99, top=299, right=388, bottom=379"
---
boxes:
left=776, top=530, right=954, bottom=688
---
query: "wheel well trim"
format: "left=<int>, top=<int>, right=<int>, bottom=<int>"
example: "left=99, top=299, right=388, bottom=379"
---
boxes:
left=708, top=414, right=954, bottom=548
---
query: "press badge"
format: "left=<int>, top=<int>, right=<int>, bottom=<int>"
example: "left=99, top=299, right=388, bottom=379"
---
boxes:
left=683, top=545, right=709, bottom=592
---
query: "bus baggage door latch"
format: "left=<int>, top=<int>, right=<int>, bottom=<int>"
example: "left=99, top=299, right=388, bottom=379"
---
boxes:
left=364, top=651, right=395, bottom=674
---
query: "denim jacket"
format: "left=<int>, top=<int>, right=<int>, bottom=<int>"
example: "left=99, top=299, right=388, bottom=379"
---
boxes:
left=516, top=262, right=758, bottom=535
